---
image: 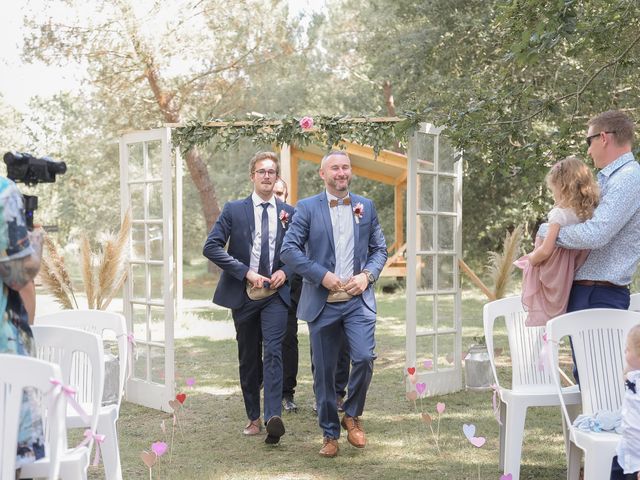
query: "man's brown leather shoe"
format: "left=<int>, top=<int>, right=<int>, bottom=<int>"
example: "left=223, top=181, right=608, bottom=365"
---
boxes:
left=341, top=415, right=366, bottom=448
left=319, top=437, right=339, bottom=457
left=242, top=419, right=262, bottom=436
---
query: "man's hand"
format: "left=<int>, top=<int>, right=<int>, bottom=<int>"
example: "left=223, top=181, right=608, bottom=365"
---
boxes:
left=321, top=271, right=343, bottom=292
left=269, top=270, right=287, bottom=289
left=245, top=270, right=271, bottom=288
left=343, top=273, right=368, bottom=296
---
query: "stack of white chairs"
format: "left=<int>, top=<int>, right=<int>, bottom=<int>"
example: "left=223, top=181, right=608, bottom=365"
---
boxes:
left=483, top=295, right=581, bottom=480
left=547, top=308, right=640, bottom=480
left=36, top=310, right=128, bottom=480
left=0, top=354, right=67, bottom=480
left=23, top=325, right=104, bottom=480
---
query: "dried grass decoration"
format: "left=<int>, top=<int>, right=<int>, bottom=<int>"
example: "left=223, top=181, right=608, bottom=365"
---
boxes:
left=40, top=210, right=131, bottom=310
left=486, top=225, right=523, bottom=300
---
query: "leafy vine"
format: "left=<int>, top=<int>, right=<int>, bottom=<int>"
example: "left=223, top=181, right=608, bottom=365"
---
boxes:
left=173, top=113, right=427, bottom=156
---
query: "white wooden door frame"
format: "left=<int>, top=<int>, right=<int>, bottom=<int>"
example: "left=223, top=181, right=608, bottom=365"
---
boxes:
left=405, top=123, right=463, bottom=395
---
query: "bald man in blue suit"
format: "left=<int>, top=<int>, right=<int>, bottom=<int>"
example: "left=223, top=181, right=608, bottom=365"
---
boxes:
left=281, top=150, right=387, bottom=458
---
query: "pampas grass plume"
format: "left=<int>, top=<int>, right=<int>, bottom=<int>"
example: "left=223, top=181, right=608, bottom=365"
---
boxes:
left=487, top=225, right=523, bottom=299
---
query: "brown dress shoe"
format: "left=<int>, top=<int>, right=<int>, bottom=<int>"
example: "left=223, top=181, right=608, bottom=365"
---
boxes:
left=243, top=419, right=262, bottom=436
left=319, top=437, right=339, bottom=457
left=341, top=415, right=366, bottom=448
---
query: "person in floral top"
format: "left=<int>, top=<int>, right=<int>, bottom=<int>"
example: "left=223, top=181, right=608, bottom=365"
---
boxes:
left=0, top=175, right=44, bottom=475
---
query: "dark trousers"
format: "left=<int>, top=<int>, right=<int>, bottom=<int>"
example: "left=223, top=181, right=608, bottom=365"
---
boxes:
left=282, top=275, right=302, bottom=398
left=566, top=284, right=631, bottom=383
left=611, top=456, right=638, bottom=480
left=232, top=294, right=287, bottom=422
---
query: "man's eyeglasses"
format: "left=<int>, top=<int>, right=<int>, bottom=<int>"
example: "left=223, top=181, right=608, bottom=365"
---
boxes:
left=586, top=131, right=616, bottom=147
left=254, top=169, right=277, bottom=177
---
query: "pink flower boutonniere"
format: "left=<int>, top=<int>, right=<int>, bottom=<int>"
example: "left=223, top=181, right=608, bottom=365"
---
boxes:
left=353, top=202, right=364, bottom=224
left=299, top=116, right=314, bottom=130
left=279, top=210, right=290, bottom=228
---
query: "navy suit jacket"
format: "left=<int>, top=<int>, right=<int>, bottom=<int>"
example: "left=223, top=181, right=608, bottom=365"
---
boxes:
left=203, top=195, right=295, bottom=310
left=281, top=192, right=387, bottom=322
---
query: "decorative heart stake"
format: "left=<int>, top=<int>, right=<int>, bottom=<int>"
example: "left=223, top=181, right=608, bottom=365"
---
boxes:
left=151, top=441, right=168, bottom=457
left=186, top=377, right=195, bottom=387
left=423, top=359, right=433, bottom=369
left=168, top=399, right=181, bottom=411
left=462, top=423, right=476, bottom=441
left=436, top=402, right=445, bottom=414
left=407, top=367, right=416, bottom=375
left=415, top=382, right=427, bottom=396
left=409, top=373, right=418, bottom=384
left=421, top=412, right=432, bottom=424
left=469, top=436, right=486, bottom=448
left=140, top=450, right=157, bottom=468
left=176, top=393, right=187, bottom=404
left=406, top=391, right=418, bottom=401
left=500, top=474, right=513, bottom=480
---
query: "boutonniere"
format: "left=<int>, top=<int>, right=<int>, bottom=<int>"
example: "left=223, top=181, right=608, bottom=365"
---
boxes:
left=279, top=209, right=290, bottom=228
left=353, top=202, right=364, bottom=224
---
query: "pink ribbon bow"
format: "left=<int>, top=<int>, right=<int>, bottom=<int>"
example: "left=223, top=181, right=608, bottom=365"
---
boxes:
left=49, top=378, right=90, bottom=424
left=124, top=332, right=136, bottom=381
left=490, top=383, right=503, bottom=426
left=79, top=429, right=106, bottom=466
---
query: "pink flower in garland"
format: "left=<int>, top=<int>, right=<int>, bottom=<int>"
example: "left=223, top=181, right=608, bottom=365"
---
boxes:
left=353, top=202, right=364, bottom=224
left=279, top=209, right=290, bottom=228
left=299, top=116, right=314, bottom=130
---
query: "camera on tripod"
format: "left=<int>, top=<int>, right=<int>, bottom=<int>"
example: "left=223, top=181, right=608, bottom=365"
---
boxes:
left=3, top=152, right=67, bottom=230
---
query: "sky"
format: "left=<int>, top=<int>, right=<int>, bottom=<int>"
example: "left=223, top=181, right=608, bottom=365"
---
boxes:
left=0, top=0, right=326, bottom=112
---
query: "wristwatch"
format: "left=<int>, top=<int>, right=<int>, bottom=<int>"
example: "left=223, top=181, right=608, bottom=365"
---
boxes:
left=362, top=269, right=375, bottom=285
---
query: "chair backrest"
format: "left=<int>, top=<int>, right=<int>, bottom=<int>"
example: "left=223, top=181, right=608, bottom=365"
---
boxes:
left=0, top=353, right=66, bottom=480
left=36, top=310, right=128, bottom=407
left=547, top=308, right=640, bottom=421
left=31, top=325, right=104, bottom=438
left=629, top=292, right=640, bottom=312
left=483, top=295, right=553, bottom=390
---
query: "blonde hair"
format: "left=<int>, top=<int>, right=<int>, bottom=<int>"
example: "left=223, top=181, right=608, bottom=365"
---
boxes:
left=249, top=151, right=280, bottom=175
left=546, top=156, right=599, bottom=221
left=628, top=325, right=640, bottom=360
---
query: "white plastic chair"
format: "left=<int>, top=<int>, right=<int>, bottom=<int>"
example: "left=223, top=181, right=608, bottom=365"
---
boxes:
left=36, top=310, right=128, bottom=480
left=547, top=308, right=640, bottom=480
left=484, top=295, right=581, bottom=480
left=629, top=292, right=640, bottom=311
left=0, top=354, right=66, bottom=480
left=24, top=325, right=104, bottom=480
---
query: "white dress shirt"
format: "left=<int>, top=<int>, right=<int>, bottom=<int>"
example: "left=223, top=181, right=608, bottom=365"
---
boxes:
left=249, top=192, right=277, bottom=275
left=326, top=191, right=354, bottom=281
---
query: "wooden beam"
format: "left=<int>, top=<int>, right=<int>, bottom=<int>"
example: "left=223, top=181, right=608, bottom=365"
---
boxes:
left=458, top=259, right=495, bottom=301
left=203, top=117, right=405, bottom=128
left=343, top=143, right=407, bottom=170
left=290, top=157, right=299, bottom=205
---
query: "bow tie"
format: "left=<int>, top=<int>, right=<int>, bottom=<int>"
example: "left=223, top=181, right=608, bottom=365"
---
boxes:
left=626, top=379, right=636, bottom=394
left=329, top=197, right=351, bottom=208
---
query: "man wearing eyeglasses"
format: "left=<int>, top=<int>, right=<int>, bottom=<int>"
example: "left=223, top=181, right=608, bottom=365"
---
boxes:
left=538, top=110, right=640, bottom=371
left=203, top=151, right=295, bottom=445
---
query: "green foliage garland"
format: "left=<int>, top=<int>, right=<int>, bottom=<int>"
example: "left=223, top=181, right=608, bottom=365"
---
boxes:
left=173, top=113, right=426, bottom=155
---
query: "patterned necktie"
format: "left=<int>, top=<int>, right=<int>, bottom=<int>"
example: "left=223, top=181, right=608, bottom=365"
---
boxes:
left=258, top=203, right=270, bottom=277
left=329, top=197, right=351, bottom=207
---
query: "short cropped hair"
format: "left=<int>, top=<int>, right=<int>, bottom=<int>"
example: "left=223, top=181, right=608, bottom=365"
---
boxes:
left=588, top=110, right=634, bottom=147
left=320, top=150, right=350, bottom=169
left=249, top=151, right=280, bottom=175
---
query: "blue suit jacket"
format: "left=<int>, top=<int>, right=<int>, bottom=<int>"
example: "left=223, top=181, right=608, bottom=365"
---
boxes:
left=280, top=192, right=387, bottom=322
left=203, top=195, right=295, bottom=310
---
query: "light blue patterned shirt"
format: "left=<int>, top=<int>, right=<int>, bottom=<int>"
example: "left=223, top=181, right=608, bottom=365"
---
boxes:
left=538, top=152, right=640, bottom=286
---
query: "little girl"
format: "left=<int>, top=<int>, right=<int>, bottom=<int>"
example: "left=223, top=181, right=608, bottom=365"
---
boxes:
left=611, top=324, right=640, bottom=480
left=514, top=156, right=599, bottom=326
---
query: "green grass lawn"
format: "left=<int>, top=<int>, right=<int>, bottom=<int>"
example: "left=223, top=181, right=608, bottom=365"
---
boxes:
left=97, top=289, right=571, bottom=480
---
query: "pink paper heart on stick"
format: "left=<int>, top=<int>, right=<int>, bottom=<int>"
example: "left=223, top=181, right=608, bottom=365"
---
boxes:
left=406, top=391, right=418, bottom=401
left=462, top=423, right=475, bottom=440
left=436, top=402, right=445, bottom=414
left=500, top=474, right=513, bottom=480
left=415, top=382, right=427, bottom=396
left=423, top=359, right=433, bottom=369
left=469, top=436, right=486, bottom=448
left=151, top=441, right=168, bottom=457
left=186, top=377, right=195, bottom=387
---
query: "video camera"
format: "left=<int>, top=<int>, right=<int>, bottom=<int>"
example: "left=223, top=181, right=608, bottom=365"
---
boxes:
left=3, top=152, right=67, bottom=230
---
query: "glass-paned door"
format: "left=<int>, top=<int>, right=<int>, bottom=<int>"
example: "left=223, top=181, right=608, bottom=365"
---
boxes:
left=406, top=123, right=463, bottom=395
left=119, top=128, right=182, bottom=411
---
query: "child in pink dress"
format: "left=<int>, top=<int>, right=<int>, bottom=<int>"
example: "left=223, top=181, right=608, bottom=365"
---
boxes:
left=515, top=156, right=599, bottom=326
